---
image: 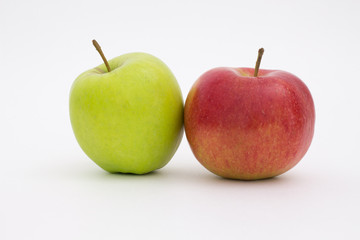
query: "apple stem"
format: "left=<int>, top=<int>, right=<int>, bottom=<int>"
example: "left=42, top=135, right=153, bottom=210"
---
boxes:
left=92, top=39, right=111, bottom=72
left=254, top=48, right=264, bottom=77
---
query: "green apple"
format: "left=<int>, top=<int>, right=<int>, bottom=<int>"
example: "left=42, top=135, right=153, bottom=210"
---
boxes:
left=69, top=40, right=184, bottom=174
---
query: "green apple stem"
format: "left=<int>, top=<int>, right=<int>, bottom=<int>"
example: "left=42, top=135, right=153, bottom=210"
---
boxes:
left=92, top=39, right=111, bottom=72
left=254, top=48, right=264, bottom=77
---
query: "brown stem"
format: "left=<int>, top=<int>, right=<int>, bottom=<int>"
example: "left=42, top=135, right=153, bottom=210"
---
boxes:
left=254, top=48, right=264, bottom=77
left=92, top=39, right=111, bottom=72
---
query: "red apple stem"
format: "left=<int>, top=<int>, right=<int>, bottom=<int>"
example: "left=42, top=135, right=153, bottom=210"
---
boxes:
left=92, top=39, right=111, bottom=72
left=254, top=48, right=264, bottom=77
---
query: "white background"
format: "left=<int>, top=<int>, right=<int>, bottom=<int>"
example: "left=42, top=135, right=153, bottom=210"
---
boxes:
left=1, top=0, right=360, bottom=239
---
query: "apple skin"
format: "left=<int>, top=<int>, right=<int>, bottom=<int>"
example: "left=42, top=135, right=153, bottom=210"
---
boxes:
left=70, top=53, right=184, bottom=174
left=184, top=67, right=315, bottom=180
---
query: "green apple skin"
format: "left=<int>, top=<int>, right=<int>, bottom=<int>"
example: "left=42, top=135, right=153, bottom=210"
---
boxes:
left=69, top=53, right=184, bottom=174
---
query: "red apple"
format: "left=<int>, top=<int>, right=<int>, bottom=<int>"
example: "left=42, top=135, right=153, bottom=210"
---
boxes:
left=184, top=49, right=315, bottom=180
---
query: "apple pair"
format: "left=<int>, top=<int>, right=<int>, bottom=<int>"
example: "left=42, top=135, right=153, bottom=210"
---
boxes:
left=70, top=41, right=315, bottom=180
